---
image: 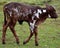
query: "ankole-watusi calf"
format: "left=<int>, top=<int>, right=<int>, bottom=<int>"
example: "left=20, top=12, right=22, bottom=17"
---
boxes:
left=2, top=2, right=58, bottom=46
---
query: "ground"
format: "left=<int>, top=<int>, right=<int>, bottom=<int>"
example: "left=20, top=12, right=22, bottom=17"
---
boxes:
left=0, top=0, right=60, bottom=48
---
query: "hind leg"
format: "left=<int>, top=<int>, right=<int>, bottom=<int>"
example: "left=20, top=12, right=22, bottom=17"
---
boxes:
left=2, top=24, right=7, bottom=44
left=2, top=20, right=10, bottom=44
left=34, top=27, right=38, bottom=46
left=9, top=20, right=19, bottom=44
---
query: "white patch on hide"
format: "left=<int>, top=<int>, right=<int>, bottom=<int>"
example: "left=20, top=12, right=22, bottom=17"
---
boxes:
left=13, top=8, right=18, bottom=13
left=5, top=7, right=7, bottom=8
left=48, top=14, right=51, bottom=18
left=34, top=13, right=39, bottom=18
left=34, top=9, right=42, bottom=19
left=32, top=16, right=34, bottom=20
left=9, top=12, right=12, bottom=16
left=8, top=10, right=12, bottom=17
left=29, top=9, right=32, bottom=14
left=34, top=11, right=36, bottom=13
left=43, top=9, right=46, bottom=13
left=12, top=8, right=19, bottom=16
left=37, top=9, right=42, bottom=14
left=30, top=20, right=36, bottom=32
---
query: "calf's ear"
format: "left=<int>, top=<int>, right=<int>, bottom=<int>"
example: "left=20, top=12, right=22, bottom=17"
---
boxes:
left=46, top=4, right=51, bottom=10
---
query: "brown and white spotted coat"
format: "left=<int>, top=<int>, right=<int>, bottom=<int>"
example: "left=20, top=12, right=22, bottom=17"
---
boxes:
left=2, top=2, right=58, bottom=46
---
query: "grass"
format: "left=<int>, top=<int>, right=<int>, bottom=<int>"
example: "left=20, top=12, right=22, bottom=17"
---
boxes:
left=0, top=0, right=60, bottom=48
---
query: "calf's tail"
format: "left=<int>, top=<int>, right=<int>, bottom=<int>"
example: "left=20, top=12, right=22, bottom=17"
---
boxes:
left=3, top=10, right=7, bottom=25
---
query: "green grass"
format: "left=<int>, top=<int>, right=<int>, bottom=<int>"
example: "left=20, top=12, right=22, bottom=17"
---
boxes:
left=0, top=0, right=60, bottom=48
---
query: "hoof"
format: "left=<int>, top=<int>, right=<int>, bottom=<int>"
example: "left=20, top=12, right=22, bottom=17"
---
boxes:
left=2, top=42, right=5, bottom=44
left=16, top=41, right=19, bottom=44
left=23, top=42, right=26, bottom=45
left=35, top=43, right=39, bottom=46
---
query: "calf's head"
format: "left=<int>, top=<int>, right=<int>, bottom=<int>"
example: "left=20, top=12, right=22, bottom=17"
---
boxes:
left=46, top=5, right=58, bottom=19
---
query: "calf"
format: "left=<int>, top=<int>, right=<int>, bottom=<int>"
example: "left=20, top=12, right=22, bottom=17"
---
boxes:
left=2, top=2, right=58, bottom=46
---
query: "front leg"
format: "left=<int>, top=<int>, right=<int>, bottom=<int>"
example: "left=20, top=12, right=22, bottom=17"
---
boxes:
left=23, top=30, right=34, bottom=45
left=23, top=20, right=38, bottom=46
left=34, top=26, right=38, bottom=46
left=30, top=20, right=38, bottom=46
left=23, top=20, right=36, bottom=45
